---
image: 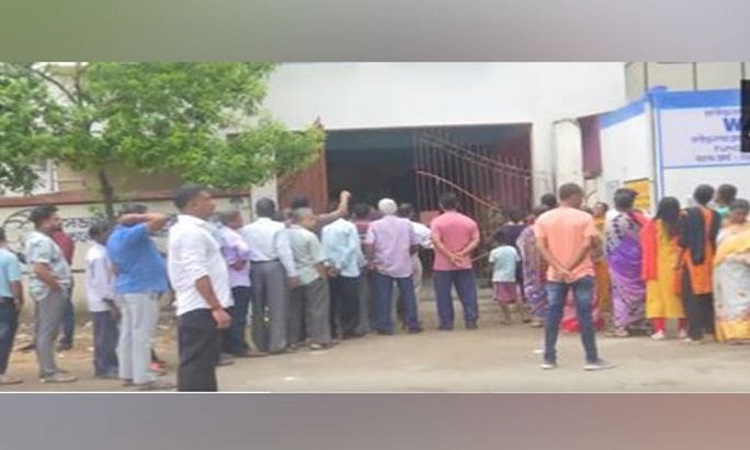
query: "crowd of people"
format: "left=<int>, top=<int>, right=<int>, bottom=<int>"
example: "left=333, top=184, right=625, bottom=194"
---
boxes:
left=0, top=179, right=747, bottom=389
left=496, top=182, right=749, bottom=370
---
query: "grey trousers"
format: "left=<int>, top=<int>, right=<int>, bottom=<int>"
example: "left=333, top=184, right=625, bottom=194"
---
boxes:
left=34, top=289, right=67, bottom=377
left=250, top=261, right=289, bottom=353
left=288, top=278, right=331, bottom=345
left=118, top=293, right=159, bottom=384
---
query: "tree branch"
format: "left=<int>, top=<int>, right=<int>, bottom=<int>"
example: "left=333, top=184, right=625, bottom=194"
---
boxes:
left=28, top=66, right=78, bottom=105
left=73, top=63, right=89, bottom=104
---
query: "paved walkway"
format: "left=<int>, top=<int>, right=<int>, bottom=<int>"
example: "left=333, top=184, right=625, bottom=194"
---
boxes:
left=4, top=293, right=750, bottom=392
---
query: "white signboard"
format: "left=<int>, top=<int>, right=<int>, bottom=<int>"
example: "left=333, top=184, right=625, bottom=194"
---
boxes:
left=659, top=106, right=745, bottom=168
left=653, top=89, right=750, bottom=203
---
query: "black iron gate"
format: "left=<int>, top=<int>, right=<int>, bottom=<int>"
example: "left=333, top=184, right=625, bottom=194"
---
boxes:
left=413, top=128, right=532, bottom=275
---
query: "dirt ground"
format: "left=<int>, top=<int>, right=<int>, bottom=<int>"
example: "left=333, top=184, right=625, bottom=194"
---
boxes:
left=4, top=289, right=750, bottom=393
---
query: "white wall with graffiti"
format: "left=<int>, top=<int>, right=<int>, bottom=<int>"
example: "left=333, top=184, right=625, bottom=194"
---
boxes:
left=0, top=196, right=252, bottom=317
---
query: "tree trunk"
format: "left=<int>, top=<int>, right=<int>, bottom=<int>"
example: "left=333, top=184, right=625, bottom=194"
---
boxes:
left=98, top=168, right=116, bottom=221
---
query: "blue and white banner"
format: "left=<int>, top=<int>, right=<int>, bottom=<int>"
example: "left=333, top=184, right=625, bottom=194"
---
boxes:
left=654, top=89, right=744, bottom=169
left=652, top=89, right=749, bottom=202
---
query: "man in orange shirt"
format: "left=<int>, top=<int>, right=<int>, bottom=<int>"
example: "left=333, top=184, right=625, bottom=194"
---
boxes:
left=534, top=183, right=613, bottom=371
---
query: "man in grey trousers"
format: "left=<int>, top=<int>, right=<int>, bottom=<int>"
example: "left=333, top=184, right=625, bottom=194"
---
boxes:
left=24, top=205, right=77, bottom=384
left=107, top=205, right=174, bottom=390
left=287, top=208, right=335, bottom=350
left=241, top=198, right=299, bottom=354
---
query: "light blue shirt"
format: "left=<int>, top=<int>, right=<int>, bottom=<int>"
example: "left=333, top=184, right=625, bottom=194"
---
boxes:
left=488, top=245, right=519, bottom=283
left=0, top=248, right=22, bottom=298
left=321, top=218, right=364, bottom=278
left=288, top=225, right=326, bottom=286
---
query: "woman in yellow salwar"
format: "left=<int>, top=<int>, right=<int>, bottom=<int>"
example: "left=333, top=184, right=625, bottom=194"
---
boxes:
left=592, top=203, right=612, bottom=329
left=713, top=199, right=750, bottom=344
left=641, top=197, right=686, bottom=340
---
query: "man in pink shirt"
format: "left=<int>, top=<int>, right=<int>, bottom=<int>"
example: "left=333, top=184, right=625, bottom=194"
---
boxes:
left=430, top=192, right=481, bottom=330
left=534, top=183, right=613, bottom=371
left=364, top=198, right=422, bottom=335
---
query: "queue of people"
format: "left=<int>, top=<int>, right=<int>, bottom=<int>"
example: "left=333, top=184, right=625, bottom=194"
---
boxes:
left=0, top=180, right=747, bottom=388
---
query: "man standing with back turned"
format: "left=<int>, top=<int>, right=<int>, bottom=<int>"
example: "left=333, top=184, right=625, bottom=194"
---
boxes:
left=534, top=183, right=613, bottom=371
left=241, top=198, right=299, bottom=354
left=430, top=192, right=481, bottom=331
left=169, top=185, right=232, bottom=392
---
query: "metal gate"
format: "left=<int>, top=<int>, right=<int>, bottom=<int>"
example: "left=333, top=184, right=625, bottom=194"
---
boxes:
left=413, top=128, right=532, bottom=274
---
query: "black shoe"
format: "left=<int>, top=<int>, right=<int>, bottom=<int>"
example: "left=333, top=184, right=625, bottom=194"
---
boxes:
left=230, top=350, right=268, bottom=358
left=466, top=323, right=479, bottom=330
left=95, top=372, right=120, bottom=380
left=438, top=325, right=454, bottom=331
left=270, top=347, right=296, bottom=355
left=56, top=342, right=73, bottom=352
left=342, top=332, right=365, bottom=340
left=407, top=327, right=424, bottom=334
left=377, top=330, right=395, bottom=336
left=216, top=356, right=235, bottom=367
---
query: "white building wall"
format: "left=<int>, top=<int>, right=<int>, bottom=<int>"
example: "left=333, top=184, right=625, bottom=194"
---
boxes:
left=262, top=63, right=627, bottom=198
left=552, top=119, right=585, bottom=187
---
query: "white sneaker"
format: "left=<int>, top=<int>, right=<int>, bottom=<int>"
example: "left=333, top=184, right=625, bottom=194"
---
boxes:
left=651, top=330, right=666, bottom=340
left=583, top=360, right=615, bottom=371
left=678, top=329, right=688, bottom=340
left=540, top=361, right=557, bottom=370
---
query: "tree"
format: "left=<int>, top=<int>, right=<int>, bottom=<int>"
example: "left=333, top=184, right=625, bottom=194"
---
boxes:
left=0, top=62, right=323, bottom=219
left=0, top=65, right=62, bottom=194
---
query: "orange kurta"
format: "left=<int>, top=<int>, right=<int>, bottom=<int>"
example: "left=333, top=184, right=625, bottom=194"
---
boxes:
left=593, top=217, right=611, bottom=313
left=681, top=207, right=716, bottom=295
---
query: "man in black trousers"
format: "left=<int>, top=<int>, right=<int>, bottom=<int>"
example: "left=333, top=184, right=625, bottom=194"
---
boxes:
left=168, top=185, right=232, bottom=391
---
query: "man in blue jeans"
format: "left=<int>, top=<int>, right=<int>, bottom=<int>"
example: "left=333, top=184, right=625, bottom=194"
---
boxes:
left=534, top=183, right=614, bottom=371
left=364, top=198, right=423, bottom=335
left=430, top=192, right=481, bottom=330
left=0, top=227, right=24, bottom=385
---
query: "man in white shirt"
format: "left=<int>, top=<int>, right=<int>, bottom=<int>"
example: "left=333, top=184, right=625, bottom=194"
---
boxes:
left=241, top=198, right=298, bottom=354
left=168, top=185, right=232, bottom=392
left=85, top=220, right=119, bottom=379
left=395, top=203, right=432, bottom=328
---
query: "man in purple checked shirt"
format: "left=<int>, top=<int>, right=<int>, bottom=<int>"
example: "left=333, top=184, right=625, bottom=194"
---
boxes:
left=364, top=198, right=423, bottom=336
left=217, top=211, right=264, bottom=358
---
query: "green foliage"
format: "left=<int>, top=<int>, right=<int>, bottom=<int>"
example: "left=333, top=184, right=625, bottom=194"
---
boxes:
left=0, top=63, right=64, bottom=194
left=0, top=62, right=323, bottom=211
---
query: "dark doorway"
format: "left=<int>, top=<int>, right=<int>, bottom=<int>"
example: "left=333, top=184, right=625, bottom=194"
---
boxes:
left=325, top=125, right=532, bottom=212
left=327, top=146, right=415, bottom=207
